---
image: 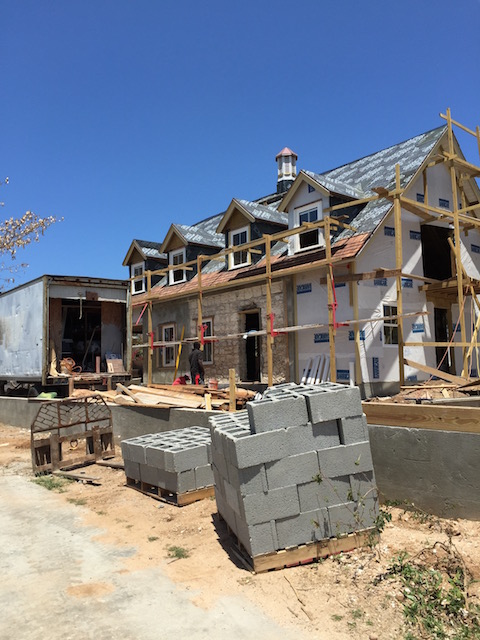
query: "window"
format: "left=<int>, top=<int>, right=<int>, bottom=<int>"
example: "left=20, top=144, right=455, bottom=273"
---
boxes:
left=229, top=226, right=250, bottom=269
left=131, top=262, right=145, bottom=294
left=200, top=318, right=213, bottom=364
left=160, top=323, right=176, bottom=367
left=383, top=305, right=398, bottom=345
left=439, top=198, right=450, bottom=209
left=416, top=193, right=425, bottom=203
left=298, top=207, right=320, bottom=250
left=169, top=248, right=186, bottom=284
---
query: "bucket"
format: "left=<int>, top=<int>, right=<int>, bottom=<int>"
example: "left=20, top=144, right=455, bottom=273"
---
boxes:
left=208, top=378, right=218, bottom=390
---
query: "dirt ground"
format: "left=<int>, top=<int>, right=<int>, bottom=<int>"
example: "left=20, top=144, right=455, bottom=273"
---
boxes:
left=2, top=423, right=480, bottom=640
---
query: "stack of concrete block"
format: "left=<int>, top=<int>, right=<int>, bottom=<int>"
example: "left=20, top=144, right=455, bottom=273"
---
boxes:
left=209, top=382, right=378, bottom=559
left=121, top=426, right=213, bottom=495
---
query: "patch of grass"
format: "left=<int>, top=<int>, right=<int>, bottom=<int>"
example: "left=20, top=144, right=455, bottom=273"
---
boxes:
left=167, top=545, right=189, bottom=559
left=351, top=608, right=363, bottom=620
left=331, top=614, right=343, bottom=622
left=385, top=549, right=480, bottom=639
left=148, top=536, right=159, bottom=542
left=31, top=475, right=72, bottom=492
left=67, top=497, right=87, bottom=506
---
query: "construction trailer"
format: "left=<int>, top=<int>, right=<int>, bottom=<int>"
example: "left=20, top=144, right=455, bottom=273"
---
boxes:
left=128, top=110, right=480, bottom=396
left=0, top=275, right=132, bottom=395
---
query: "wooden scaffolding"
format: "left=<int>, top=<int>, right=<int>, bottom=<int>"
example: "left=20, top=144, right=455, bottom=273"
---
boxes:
left=130, top=109, right=480, bottom=389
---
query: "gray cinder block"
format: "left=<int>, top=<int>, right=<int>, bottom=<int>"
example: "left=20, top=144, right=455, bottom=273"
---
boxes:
left=139, top=463, right=159, bottom=486
left=300, top=385, right=362, bottom=423
left=276, top=508, right=329, bottom=549
left=145, top=444, right=166, bottom=469
left=338, top=414, right=369, bottom=445
left=317, top=442, right=374, bottom=479
left=297, top=475, right=351, bottom=511
left=194, top=465, right=214, bottom=489
left=354, top=496, right=379, bottom=530
left=241, top=485, right=300, bottom=525
left=227, top=463, right=268, bottom=496
left=124, top=459, right=141, bottom=481
left=247, top=394, right=309, bottom=433
left=265, top=451, right=320, bottom=491
left=350, top=471, right=377, bottom=502
left=234, top=517, right=278, bottom=557
left=215, top=490, right=237, bottom=533
left=327, top=501, right=359, bottom=536
left=227, top=428, right=291, bottom=469
left=163, top=443, right=209, bottom=473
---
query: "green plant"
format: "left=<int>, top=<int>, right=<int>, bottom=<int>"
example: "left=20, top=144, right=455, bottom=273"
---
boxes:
left=148, top=536, right=159, bottom=542
left=167, top=545, right=189, bottom=559
left=331, top=614, right=343, bottom=622
left=67, top=497, right=86, bottom=506
left=351, top=608, right=363, bottom=620
left=384, top=549, right=480, bottom=639
left=32, top=475, right=72, bottom=492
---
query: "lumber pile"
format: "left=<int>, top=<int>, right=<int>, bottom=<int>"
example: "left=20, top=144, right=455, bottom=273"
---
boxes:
left=109, top=382, right=255, bottom=410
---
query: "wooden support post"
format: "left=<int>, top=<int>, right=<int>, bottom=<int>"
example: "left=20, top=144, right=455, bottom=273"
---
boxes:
left=265, top=235, right=274, bottom=387
left=197, top=255, right=203, bottom=343
left=325, top=218, right=336, bottom=382
left=351, top=260, right=362, bottom=385
left=229, top=368, right=236, bottom=412
left=394, top=164, right=405, bottom=386
left=447, top=108, right=468, bottom=373
left=147, top=301, right=153, bottom=387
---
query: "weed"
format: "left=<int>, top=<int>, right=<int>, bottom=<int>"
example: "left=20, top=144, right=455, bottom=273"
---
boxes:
left=167, top=545, right=189, bottom=559
left=351, top=608, right=363, bottom=620
left=96, top=510, right=106, bottom=516
left=312, top=473, right=323, bottom=484
left=331, top=614, right=343, bottom=622
left=67, top=497, right=86, bottom=506
left=383, top=549, right=480, bottom=639
left=374, top=507, right=392, bottom=534
left=32, top=475, right=72, bottom=493
left=148, top=536, right=159, bottom=542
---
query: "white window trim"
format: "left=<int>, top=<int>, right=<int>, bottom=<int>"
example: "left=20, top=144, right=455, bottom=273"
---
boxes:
left=383, top=304, right=398, bottom=346
left=198, top=317, right=214, bottom=364
left=161, top=322, right=176, bottom=367
left=228, top=225, right=251, bottom=270
left=293, top=202, right=323, bottom=253
left=131, top=262, right=145, bottom=294
left=169, top=248, right=187, bottom=285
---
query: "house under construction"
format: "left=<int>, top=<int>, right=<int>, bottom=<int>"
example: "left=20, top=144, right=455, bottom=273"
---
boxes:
left=125, top=109, right=480, bottom=397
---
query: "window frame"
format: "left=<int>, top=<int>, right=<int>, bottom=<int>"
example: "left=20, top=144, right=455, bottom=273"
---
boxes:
left=131, top=262, right=146, bottom=294
left=199, top=317, right=214, bottom=364
left=228, top=225, right=251, bottom=269
left=158, top=322, right=176, bottom=367
left=294, top=203, right=323, bottom=252
left=169, top=248, right=187, bottom=285
left=383, top=304, right=398, bottom=345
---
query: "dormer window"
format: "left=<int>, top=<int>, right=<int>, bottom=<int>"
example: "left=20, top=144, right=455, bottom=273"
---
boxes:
left=229, top=226, right=251, bottom=269
left=169, top=248, right=186, bottom=285
left=295, top=203, right=323, bottom=251
left=131, top=262, right=145, bottom=294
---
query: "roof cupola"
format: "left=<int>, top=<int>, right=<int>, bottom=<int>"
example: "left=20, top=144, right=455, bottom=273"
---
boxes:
left=276, top=147, right=297, bottom=194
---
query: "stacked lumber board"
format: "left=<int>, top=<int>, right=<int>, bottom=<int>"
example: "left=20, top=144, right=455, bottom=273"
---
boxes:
left=110, top=383, right=256, bottom=410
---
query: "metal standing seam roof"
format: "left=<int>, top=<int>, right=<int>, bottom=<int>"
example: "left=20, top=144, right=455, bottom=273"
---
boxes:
left=147, top=125, right=448, bottom=291
left=235, top=199, right=287, bottom=225
left=131, top=239, right=167, bottom=261
left=172, top=222, right=224, bottom=248
left=321, top=125, right=447, bottom=237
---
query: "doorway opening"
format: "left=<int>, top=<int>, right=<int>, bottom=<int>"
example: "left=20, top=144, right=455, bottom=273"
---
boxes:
left=245, top=311, right=261, bottom=382
left=421, top=225, right=452, bottom=280
left=434, top=307, right=453, bottom=373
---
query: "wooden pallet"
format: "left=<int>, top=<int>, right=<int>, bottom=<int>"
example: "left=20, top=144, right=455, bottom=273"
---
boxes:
left=224, top=519, right=378, bottom=573
left=125, top=477, right=215, bottom=506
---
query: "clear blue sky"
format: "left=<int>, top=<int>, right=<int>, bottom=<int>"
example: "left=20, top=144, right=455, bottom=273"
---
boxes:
left=2, top=0, right=480, bottom=289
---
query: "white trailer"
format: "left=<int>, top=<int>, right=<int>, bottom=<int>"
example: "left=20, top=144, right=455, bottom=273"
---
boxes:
left=0, top=275, right=131, bottom=394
